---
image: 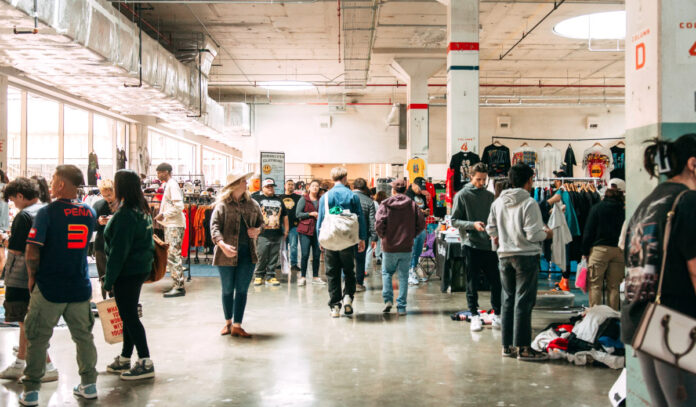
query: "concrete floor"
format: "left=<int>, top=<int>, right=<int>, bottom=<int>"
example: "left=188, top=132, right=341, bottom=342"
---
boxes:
left=0, top=262, right=620, bottom=407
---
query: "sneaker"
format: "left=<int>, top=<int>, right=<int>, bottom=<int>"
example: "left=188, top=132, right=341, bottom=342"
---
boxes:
left=502, top=346, right=517, bottom=358
left=254, top=277, right=264, bottom=286
left=43, top=363, right=58, bottom=383
left=12, top=345, right=19, bottom=356
left=491, top=314, right=501, bottom=330
left=312, top=278, right=326, bottom=285
left=470, top=316, right=483, bottom=332
left=19, top=391, right=39, bottom=406
left=291, top=265, right=301, bottom=272
left=330, top=305, right=341, bottom=318
left=297, top=277, right=307, bottom=286
left=120, top=359, right=155, bottom=381
left=397, top=308, right=406, bottom=316
left=355, top=284, right=366, bottom=292
left=517, top=346, right=549, bottom=362
left=1, top=359, right=26, bottom=380
left=107, top=356, right=131, bottom=374
left=266, top=277, right=281, bottom=286
left=343, top=295, right=353, bottom=316
left=163, top=287, right=185, bottom=298
left=408, top=269, right=419, bottom=286
left=73, top=383, right=98, bottom=399
left=382, top=301, right=393, bottom=313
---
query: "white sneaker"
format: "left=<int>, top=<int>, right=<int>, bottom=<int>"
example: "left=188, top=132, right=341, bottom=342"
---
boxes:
left=297, top=277, right=306, bottom=286
left=42, top=364, right=59, bottom=383
left=12, top=345, right=19, bottom=356
left=491, top=314, right=501, bottom=330
left=1, top=359, right=26, bottom=380
left=343, top=295, right=354, bottom=316
left=470, top=316, right=483, bottom=332
left=312, top=277, right=326, bottom=285
left=408, top=269, right=419, bottom=286
left=330, top=305, right=341, bottom=318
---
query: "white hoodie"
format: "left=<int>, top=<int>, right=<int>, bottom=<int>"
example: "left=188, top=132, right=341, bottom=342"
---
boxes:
left=486, top=188, right=547, bottom=258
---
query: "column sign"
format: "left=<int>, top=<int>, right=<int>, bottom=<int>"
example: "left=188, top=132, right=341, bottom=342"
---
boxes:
left=678, top=20, right=696, bottom=63
left=260, top=151, right=285, bottom=195
left=632, top=28, right=650, bottom=70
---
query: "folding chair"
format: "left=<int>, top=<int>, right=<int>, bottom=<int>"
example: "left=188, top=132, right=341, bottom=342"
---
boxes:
left=417, top=232, right=438, bottom=281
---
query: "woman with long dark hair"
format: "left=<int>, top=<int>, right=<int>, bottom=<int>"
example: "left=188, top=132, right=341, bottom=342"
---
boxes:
left=296, top=180, right=325, bottom=286
left=30, top=175, right=50, bottom=203
left=103, top=169, right=155, bottom=380
left=623, top=134, right=696, bottom=406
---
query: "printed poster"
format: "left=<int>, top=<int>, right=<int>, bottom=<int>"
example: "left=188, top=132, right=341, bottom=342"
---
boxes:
left=260, top=151, right=285, bottom=195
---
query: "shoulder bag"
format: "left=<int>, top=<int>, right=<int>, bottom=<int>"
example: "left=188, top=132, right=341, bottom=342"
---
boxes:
left=632, top=191, right=696, bottom=380
left=318, top=191, right=360, bottom=251
left=147, top=234, right=169, bottom=283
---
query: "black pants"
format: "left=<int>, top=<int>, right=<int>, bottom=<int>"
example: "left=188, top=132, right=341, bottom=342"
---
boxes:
left=113, top=273, right=150, bottom=359
left=299, top=233, right=320, bottom=278
left=354, top=237, right=369, bottom=285
left=325, top=246, right=356, bottom=308
left=464, top=246, right=502, bottom=315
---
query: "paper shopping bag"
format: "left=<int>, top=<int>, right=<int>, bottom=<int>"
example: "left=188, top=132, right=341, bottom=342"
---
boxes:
left=96, top=299, right=123, bottom=344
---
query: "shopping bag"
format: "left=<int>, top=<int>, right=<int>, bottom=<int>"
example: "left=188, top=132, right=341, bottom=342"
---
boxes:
left=575, top=258, right=588, bottom=293
left=280, top=245, right=291, bottom=275
left=96, top=299, right=123, bottom=344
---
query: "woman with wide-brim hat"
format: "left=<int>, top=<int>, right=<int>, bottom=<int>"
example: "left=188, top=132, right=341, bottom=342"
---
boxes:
left=210, top=170, right=265, bottom=337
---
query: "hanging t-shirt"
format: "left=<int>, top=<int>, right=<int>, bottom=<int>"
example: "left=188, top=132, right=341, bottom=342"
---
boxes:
left=88, top=152, right=99, bottom=186
left=117, top=148, right=128, bottom=171
left=407, top=157, right=426, bottom=184
left=449, top=151, right=480, bottom=192
left=512, top=147, right=539, bottom=173
left=610, top=146, right=625, bottom=180
left=281, top=194, right=300, bottom=227
left=538, top=146, right=563, bottom=179
left=582, top=145, right=614, bottom=182
left=563, top=146, right=577, bottom=177
left=26, top=199, right=96, bottom=303
left=481, top=144, right=511, bottom=177
left=252, top=193, right=287, bottom=239
left=433, top=182, right=447, bottom=218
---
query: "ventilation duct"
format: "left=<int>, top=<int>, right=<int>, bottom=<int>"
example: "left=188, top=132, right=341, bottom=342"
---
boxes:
left=341, top=0, right=377, bottom=89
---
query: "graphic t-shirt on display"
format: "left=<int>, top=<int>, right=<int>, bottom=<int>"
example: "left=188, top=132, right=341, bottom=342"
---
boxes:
left=407, top=157, right=426, bottom=183
left=449, top=151, right=480, bottom=192
left=433, top=183, right=447, bottom=218
left=582, top=145, right=613, bottom=182
left=481, top=144, right=511, bottom=177
left=253, top=193, right=287, bottom=238
left=610, top=145, right=625, bottom=180
left=27, top=199, right=96, bottom=303
left=512, top=147, right=539, bottom=173
left=281, top=194, right=300, bottom=227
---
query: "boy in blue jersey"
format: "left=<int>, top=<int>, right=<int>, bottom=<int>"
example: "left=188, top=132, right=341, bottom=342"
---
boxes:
left=19, top=165, right=99, bottom=406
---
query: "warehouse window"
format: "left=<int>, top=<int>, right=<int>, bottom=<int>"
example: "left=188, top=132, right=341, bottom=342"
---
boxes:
left=202, top=148, right=229, bottom=186
left=6, top=87, right=21, bottom=179
left=149, top=129, right=196, bottom=175
left=93, top=114, right=114, bottom=180
left=26, top=93, right=59, bottom=179
left=64, top=105, right=89, bottom=176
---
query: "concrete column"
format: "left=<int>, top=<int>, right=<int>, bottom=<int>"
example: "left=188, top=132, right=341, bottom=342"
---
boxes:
left=391, top=58, right=444, bottom=171
left=0, top=75, right=7, bottom=172
left=446, top=0, right=479, bottom=158
left=625, top=1, right=696, bottom=404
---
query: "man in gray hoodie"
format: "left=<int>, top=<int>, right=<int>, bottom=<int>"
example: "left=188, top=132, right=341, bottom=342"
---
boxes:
left=451, top=163, right=502, bottom=333
left=486, top=163, right=552, bottom=362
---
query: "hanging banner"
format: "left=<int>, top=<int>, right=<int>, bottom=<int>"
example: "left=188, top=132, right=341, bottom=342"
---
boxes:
left=260, top=151, right=285, bottom=195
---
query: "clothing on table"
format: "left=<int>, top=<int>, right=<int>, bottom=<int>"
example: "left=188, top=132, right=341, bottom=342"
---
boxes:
left=88, top=152, right=99, bottom=186
left=563, top=145, right=577, bottom=177
left=252, top=193, right=288, bottom=239
left=610, top=145, right=625, bottom=180
left=407, top=157, right=426, bottom=183
left=548, top=202, right=573, bottom=272
left=449, top=151, right=481, bottom=192
left=481, top=143, right=511, bottom=177
left=582, top=145, right=614, bottom=182
left=511, top=147, right=539, bottom=174
left=538, top=146, right=563, bottom=179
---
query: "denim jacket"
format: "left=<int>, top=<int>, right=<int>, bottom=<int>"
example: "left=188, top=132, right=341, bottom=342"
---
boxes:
left=316, top=183, right=367, bottom=241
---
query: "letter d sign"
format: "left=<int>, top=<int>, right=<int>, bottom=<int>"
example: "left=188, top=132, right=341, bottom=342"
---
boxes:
left=636, top=43, right=646, bottom=70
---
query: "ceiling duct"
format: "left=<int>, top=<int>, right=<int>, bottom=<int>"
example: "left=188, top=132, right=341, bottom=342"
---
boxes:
left=341, top=0, right=378, bottom=89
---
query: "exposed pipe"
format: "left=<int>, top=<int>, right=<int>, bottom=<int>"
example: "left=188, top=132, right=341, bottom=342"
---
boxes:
left=499, top=0, right=566, bottom=60
left=117, top=2, right=172, bottom=46
left=124, top=6, right=143, bottom=88
left=13, top=0, right=38, bottom=34
left=337, top=0, right=341, bottom=63
left=209, top=81, right=624, bottom=89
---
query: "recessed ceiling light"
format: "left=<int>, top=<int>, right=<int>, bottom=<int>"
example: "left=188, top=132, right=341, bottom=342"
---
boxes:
left=553, top=11, right=625, bottom=40
left=258, top=81, right=315, bottom=91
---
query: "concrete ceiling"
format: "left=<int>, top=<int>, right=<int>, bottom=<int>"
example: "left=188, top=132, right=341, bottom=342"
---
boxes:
left=126, top=0, right=626, bottom=102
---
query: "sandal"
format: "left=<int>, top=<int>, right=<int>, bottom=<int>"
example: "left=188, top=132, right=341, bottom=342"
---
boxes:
left=231, top=326, right=252, bottom=338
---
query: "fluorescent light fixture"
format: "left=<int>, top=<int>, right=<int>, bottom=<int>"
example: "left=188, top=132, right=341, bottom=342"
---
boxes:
left=258, top=81, right=315, bottom=91
left=553, top=11, right=625, bottom=40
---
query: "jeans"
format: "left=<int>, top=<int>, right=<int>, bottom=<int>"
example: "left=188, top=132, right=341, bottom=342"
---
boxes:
left=588, top=245, right=625, bottom=310
left=638, top=351, right=696, bottom=407
left=255, top=235, right=282, bottom=279
left=217, top=245, right=255, bottom=324
left=355, top=237, right=370, bottom=285
left=299, top=233, right=320, bottom=278
left=410, top=230, right=426, bottom=270
left=114, top=273, right=150, bottom=359
left=499, top=255, right=539, bottom=348
left=165, top=226, right=186, bottom=288
left=285, top=227, right=299, bottom=267
left=464, top=246, right=502, bottom=315
left=381, top=252, right=411, bottom=310
left=23, top=286, right=97, bottom=392
left=325, top=246, right=356, bottom=308
left=365, top=238, right=382, bottom=269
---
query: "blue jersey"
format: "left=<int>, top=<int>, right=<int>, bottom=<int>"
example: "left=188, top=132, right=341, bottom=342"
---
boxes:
left=27, top=199, right=97, bottom=303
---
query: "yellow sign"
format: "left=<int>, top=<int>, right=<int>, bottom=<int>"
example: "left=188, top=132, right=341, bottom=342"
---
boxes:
left=262, top=164, right=272, bottom=174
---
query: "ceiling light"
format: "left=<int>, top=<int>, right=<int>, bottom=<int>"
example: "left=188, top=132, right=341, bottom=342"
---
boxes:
left=553, top=11, right=625, bottom=40
left=258, top=81, right=315, bottom=91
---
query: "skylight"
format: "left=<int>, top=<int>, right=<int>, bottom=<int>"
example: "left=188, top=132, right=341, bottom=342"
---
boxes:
left=258, top=81, right=315, bottom=91
left=553, top=11, right=626, bottom=40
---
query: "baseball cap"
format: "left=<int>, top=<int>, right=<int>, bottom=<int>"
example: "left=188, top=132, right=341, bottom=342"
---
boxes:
left=391, top=179, right=407, bottom=189
left=413, top=177, right=426, bottom=189
left=608, top=178, right=626, bottom=192
left=262, top=178, right=276, bottom=188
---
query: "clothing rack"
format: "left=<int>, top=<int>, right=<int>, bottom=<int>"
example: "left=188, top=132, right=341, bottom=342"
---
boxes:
left=184, top=193, right=216, bottom=272
left=492, top=136, right=625, bottom=142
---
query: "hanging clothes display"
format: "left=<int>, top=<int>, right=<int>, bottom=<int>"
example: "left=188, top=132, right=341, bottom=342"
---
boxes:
left=407, top=156, right=426, bottom=183
left=582, top=144, right=614, bottom=182
left=481, top=143, right=511, bottom=177
left=116, top=148, right=127, bottom=170
left=512, top=145, right=538, bottom=173
left=610, top=144, right=625, bottom=180
left=449, top=151, right=480, bottom=192
left=433, top=182, right=447, bottom=218
left=548, top=201, right=573, bottom=271
left=538, top=145, right=563, bottom=179
left=445, top=168, right=455, bottom=205
left=562, top=145, right=577, bottom=177
left=88, top=152, right=99, bottom=186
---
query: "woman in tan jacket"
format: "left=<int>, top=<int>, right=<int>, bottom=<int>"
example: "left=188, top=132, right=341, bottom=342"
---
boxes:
left=210, top=171, right=264, bottom=338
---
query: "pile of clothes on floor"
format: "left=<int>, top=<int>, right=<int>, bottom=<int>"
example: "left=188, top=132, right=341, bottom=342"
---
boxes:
left=531, top=305, right=624, bottom=369
left=451, top=310, right=496, bottom=325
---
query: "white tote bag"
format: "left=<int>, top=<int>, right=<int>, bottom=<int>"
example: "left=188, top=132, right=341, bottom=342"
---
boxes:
left=318, top=191, right=360, bottom=251
left=96, top=299, right=124, bottom=344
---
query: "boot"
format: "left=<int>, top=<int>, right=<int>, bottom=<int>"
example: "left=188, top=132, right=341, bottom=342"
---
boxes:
left=163, top=287, right=186, bottom=298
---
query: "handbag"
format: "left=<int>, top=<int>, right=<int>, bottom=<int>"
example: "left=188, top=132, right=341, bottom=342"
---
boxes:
left=633, top=190, right=696, bottom=381
left=96, top=298, right=123, bottom=344
left=318, top=191, right=360, bottom=251
left=147, top=234, right=169, bottom=283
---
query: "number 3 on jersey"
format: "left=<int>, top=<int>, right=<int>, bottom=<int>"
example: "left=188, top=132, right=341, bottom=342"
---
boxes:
left=68, top=224, right=89, bottom=249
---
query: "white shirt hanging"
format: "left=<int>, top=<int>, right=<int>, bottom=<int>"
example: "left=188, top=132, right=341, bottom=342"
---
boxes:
left=539, top=146, right=563, bottom=179
left=548, top=201, right=573, bottom=271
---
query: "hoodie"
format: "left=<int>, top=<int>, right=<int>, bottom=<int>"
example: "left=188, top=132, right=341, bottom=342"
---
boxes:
left=451, top=183, right=494, bottom=250
left=486, top=188, right=547, bottom=258
left=375, top=194, right=425, bottom=253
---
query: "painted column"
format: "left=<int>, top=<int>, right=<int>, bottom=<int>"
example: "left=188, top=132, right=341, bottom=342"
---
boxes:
left=446, top=0, right=479, bottom=158
left=391, top=58, right=445, bottom=176
left=0, top=75, right=7, bottom=172
left=625, top=1, right=696, bottom=405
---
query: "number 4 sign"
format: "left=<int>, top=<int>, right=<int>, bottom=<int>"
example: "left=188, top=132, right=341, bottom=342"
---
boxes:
left=690, top=41, right=696, bottom=56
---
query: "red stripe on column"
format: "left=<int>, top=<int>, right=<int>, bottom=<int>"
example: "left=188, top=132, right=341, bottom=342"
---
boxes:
left=447, top=42, right=479, bottom=52
left=407, top=103, right=429, bottom=109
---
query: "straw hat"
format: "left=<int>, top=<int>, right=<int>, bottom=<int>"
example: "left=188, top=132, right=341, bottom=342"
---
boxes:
left=225, top=170, right=254, bottom=187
